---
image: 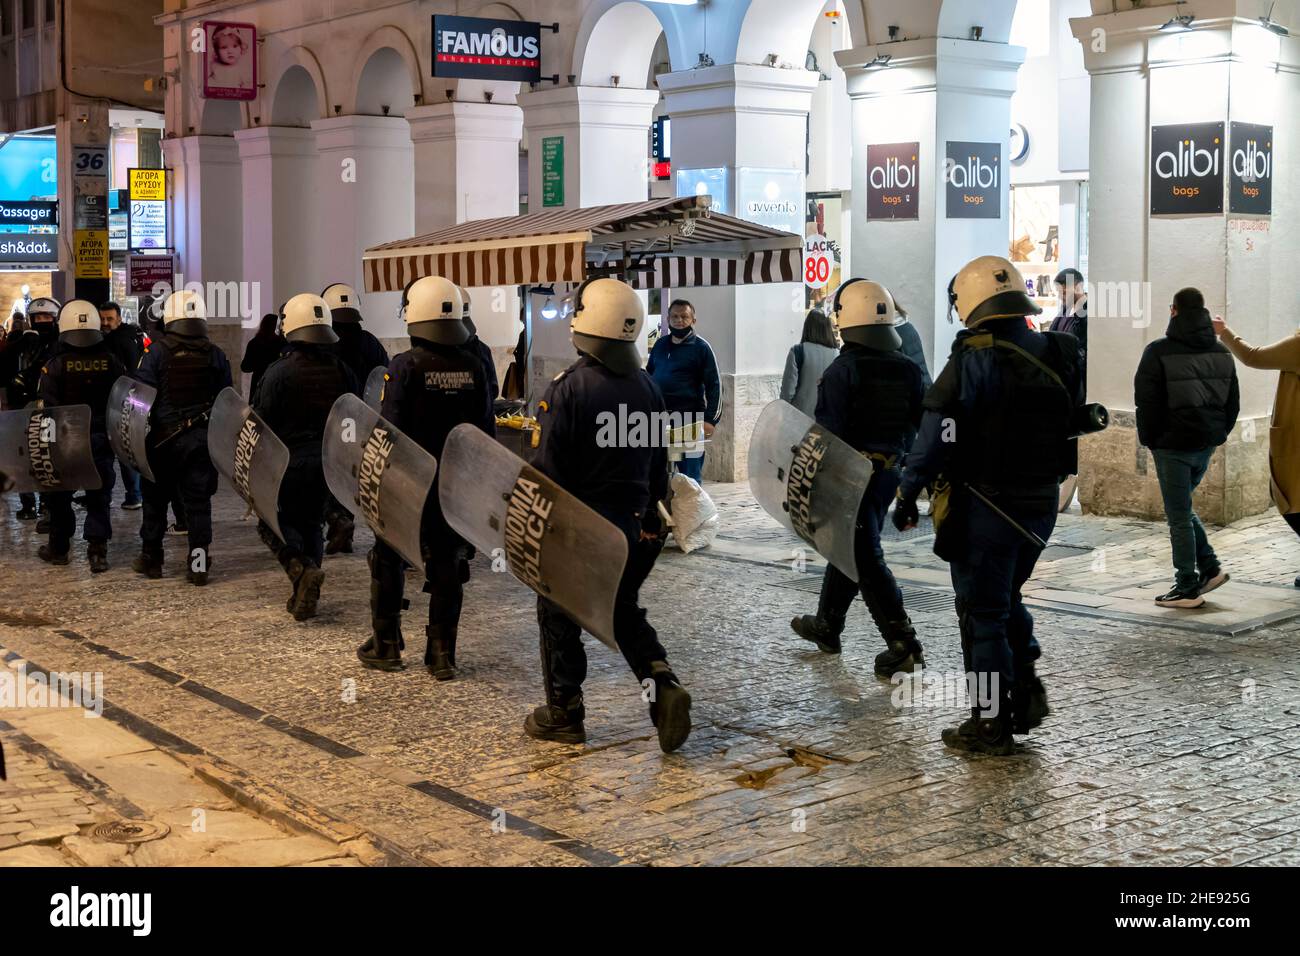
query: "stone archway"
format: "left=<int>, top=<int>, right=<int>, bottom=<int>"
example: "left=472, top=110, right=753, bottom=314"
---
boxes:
left=347, top=25, right=423, bottom=115
left=266, top=47, right=328, bottom=126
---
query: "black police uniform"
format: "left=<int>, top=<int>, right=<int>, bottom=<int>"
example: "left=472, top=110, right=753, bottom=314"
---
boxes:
left=359, top=333, right=493, bottom=678
left=324, top=312, right=388, bottom=555
left=253, top=341, right=359, bottom=618
left=526, top=353, right=690, bottom=752
left=134, top=329, right=233, bottom=581
left=37, top=341, right=126, bottom=567
left=792, top=340, right=926, bottom=673
left=8, top=322, right=58, bottom=518
left=899, top=318, right=1082, bottom=752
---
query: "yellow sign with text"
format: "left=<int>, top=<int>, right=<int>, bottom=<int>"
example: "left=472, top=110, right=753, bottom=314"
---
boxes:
left=74, top=229, right=109, bottom=279
left=128, top=168, right=167, bottom=202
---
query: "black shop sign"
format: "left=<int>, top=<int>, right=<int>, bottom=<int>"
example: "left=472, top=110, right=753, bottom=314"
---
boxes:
left=1150, top=122, right=1224, bottom=216
left=432, top=15, right=541, bottom=83
left=1228, top=122, right=1272, bottom=216
left=944, top=141, right=1001, bottom=219
left=866, top=142, right=920, bottom=221
left=0, top=200, right=57, bottom=227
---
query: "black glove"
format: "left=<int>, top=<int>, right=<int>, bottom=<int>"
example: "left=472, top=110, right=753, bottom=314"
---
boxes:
left=892, top=494, right=920, bottom=533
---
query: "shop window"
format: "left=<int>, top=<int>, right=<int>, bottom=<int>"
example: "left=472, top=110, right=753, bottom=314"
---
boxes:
left=1, top=3, right=12, bottom=36
left=22, top=0, right=35, bottom=32
left=44, top=0, right=53, bottom=24
left=1009, top=184, right=1061, bottom=317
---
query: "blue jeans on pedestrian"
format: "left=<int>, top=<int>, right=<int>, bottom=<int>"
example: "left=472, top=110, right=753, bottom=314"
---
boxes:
left=119, top=461, right=141, bottom=504
left=675, top=453, right=704, bottom=483
left=1152, top=447, right=1218, bottom=592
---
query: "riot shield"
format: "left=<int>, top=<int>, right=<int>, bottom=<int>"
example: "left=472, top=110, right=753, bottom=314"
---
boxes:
left=438, top=423, right=628, bottom=649
left=0, top=405, right=103, bottom=493
left=322, top=393, right=437, bottom=571
left=206, top=387, right=290, bottom=541
left=747, top=399, right=872, bottom=582
left=363, top=366, right=387, bottom=412
left=105, top=376, right=157, bottom=483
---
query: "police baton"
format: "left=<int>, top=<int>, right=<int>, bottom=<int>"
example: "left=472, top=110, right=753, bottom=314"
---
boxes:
left=964, top=483, right=1049, bottom=550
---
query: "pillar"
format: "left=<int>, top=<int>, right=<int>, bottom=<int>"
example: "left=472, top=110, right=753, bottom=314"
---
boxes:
left=1071, top=2, right=1299, bottom=523
left=656, top=64, right=819, bottom=482
left=312, top=115, right=413, bottom=341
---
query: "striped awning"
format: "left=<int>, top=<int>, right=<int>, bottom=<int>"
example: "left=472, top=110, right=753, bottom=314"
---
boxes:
left=362, top=195, right=802, bottom=293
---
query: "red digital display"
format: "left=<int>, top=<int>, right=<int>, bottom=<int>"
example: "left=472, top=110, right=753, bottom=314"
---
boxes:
left=654, top=161, right=671, bottom=180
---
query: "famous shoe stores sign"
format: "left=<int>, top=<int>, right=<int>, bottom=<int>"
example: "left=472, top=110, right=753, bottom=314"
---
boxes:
left=432, top=15, right=542, bottom=83
left=1150, top=121, right=1273, bottom=216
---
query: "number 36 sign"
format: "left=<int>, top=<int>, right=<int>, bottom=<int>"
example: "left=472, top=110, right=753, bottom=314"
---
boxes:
left=803, top=234, right=836, bottom=290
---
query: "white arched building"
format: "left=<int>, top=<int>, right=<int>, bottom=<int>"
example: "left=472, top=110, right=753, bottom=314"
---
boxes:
left=157, top=0, right=1298, bottom=521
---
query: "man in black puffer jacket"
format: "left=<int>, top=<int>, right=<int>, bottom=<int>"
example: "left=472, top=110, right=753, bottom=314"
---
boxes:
left=1134, top=287, right=1239, bottom=609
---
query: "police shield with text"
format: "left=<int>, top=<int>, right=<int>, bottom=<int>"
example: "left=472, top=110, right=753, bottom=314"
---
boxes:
left=35, top=300, right=127, bottom=571
left=132, top=290, right=233, bottom=585
left=322, top=282, right=388, bottom=555
left=8, top=296, right=61, bottom=523
left=895, top=255, right=1095, bottom=755
left=253, top=293, right=360, bottom=621
left=786, top=279, right=927, bottom=674
left=106, top=375, right=157, bottom=484
left=355, top=276, right=494, bottom=679
left=521, top=277, right=691, bottom=753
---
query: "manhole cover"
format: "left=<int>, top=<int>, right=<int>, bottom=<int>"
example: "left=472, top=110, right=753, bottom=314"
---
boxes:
left=90, top=820, right=171, bottom=844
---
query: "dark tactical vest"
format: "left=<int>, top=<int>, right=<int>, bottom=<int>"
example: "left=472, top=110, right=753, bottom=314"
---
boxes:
left=953, top=330, right=1078, bottom=489
left=158, top=334, right=219, bottom=426
left=271, top=348, right=353, bottom=450
left=394, top=342, right=485, bottom=460
left=58, top=347, right=118, bottom=431
left=841, top=348, right=918, bottom=456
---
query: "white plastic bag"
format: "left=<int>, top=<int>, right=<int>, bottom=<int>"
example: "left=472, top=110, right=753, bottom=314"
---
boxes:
left=668, top=472, right=719, bottom=553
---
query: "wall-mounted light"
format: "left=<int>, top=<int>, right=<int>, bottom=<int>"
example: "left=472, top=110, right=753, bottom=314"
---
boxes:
left=611, top=74, right=620, bottom=87
left=696, top=52, right=715, bottom=69
left=484, top=91, right=494, bottom=103
left=970, top=25, right=983, bottom=41
left=866, top=54, right=892, bottom=70
left=1259, top=2, right=1289, bottom=35
left=541, top=297, right=558, bottom=320
left=888, top=25, right=900, bottom=41
left=764, top=53, right=778, bottom=66
left=1160, top=14, right=1195, bottom=31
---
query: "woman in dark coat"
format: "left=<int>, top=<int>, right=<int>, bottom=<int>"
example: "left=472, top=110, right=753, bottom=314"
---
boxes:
left=241, top=313, right=286, bottom=400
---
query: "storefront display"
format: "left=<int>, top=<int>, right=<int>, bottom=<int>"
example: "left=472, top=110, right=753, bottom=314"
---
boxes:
left=805, top=193, right=844, bottom=311
left=1009, top=183, right=1060, bottom=317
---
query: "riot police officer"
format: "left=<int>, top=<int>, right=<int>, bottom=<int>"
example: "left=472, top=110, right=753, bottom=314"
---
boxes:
left=525, top=277, right=691, bottom=754
left=894, top=256, right=1083, bottom=755
left=321, top=283, right=389, bottom=556
left=458, top=287, right=499, bottom=402
left=9, top=297, right=60, bottom=523
left=790, top=280, right=927, bottom=676
left=356, top=276, right=493, bottom=678
left=36, top=300, right=126, bottom=570
left=133, top=290, right=233, bottom=586
left=254, top=293, right=359, bottom=621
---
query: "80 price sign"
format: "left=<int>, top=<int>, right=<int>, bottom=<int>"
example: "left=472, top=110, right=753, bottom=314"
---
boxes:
left=804, top=234, right=835, bottom=290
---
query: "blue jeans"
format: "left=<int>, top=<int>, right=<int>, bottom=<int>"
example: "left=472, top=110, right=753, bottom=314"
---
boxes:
left=817, top=465, right=905, bottom=628
left=675, top=453, right=704, bottom=483
left=119, top=461, right=141, bottom=504
left=1152, top=448, right=1218, bottom=591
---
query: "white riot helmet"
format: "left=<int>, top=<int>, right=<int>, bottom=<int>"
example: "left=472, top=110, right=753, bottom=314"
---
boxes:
left=162, top=289, right=209, bottom=337
left=570, top=277, right=644, bottom=376
left=321, top=283, right=362, bottom=325
left=401, top=275, right=466, bottom=345
left=948, top=255, right=1041, bottom=329
left=458, top=286, right=477, bottom=336
left=281, top=293, right=338, bottom=345
left=832, top=279, right=902, bottom=351
left=57, top=299, right=103, bottom=347
left=26, top=297, right=61, bottom=322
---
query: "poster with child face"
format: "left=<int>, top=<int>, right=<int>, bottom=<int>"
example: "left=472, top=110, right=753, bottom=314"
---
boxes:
left=202, top=21, right=257, bottom=101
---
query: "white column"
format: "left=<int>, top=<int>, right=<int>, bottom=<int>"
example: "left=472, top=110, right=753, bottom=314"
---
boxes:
left=517, top=86, right=661, bottom=397
left=405, top=102, right=524, bottom=365
left=656, top=64, right=819, bottom=482
left=311, top=115, right=413, bottom=341
left=839, top=38, right=1024, bottom=370
left=234, top=127, right=318, bottom=323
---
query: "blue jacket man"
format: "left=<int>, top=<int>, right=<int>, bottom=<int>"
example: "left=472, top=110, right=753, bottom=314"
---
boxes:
left=646, top=299, right=721, bottom=483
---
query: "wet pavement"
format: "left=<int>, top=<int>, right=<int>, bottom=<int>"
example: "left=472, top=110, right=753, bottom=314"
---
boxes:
left=2, top=479, right=1299, bottom=866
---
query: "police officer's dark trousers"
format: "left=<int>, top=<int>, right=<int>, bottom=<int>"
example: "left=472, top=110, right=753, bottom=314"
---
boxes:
left=47, top=434, right=115, bottom=554
left=140, top=428, right=216, bottom=560
left=537, top=512, right=668, bottom=706
left=276, top=454, right=328, bottom=569
left=370, top=499, right=464, bottom=649
left=948, top=491, right=1055, bottom=722
left=814, top=461, right=906, bottom=634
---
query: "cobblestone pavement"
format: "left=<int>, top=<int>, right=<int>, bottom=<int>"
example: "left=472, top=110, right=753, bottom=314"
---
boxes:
left=2, top=479, right=1299, bottom=867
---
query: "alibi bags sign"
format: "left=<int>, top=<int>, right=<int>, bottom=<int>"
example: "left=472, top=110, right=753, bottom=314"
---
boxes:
left=1150, top=122, right=1224, bottom=216
left=1228, top=122, right=1272, bottom=216
left=866, top=142, right=919, bottom=221
left=945, top=142, right=1001, bottom=219
left=433, top=15, right=542, bottom=83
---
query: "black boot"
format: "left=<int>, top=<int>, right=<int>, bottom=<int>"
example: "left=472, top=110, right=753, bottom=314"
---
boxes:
left=132, top=548, right=163, bottom=578
left=38, top=543, right=69, bottom=565
left=424, top=624, right=456, bottom=681
left=87, top=540, right=109, bottom=574
left=647, top=661, right=692, bottom=753
left=524, top=695, right=586, bottom=745
left=942, top=711, right=1015, bottom=756
left=790, top=611, right=845, bottom=654
left=286, top=557, right=324, bottom=621
left=1012, top=665, right=1050, bottom=735
left=873, top=617, right=925, bottom=678
left=357, top=617, right=405, bottom=673
left=324, top=514, right=354, bottom=555
left=15, top=505, right=36, bottom=521
left=35, top=515, right=51, bottom=534
left=186, top=556, right=210, bottom=587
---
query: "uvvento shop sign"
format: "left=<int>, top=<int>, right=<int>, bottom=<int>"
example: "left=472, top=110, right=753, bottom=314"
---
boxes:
left=945, top=142, right=1001, bottom=219
left=1228, top=122, right=1272, bottom=216
left=432, top=16, right=542, bottom=83
left=866, top=142, right=919, bottom=221
left=1150, top=122, right=1223, bottom=216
